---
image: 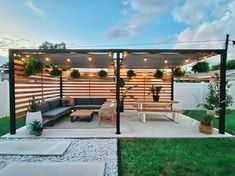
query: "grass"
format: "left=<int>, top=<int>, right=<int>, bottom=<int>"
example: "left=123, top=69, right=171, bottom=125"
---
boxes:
left=183, top=110, right=235, bottom=135
left=121, top=138, right=235, bottom=176
left=0, top=116, right=26, bottom=136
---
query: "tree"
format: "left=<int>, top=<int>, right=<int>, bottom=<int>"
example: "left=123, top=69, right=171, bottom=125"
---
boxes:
left=211, top=64, right=220, bottom=71
left=227, top=60, right=235, bottom=70
left=192, top=61, right=209, bottom=73
left=39, top=41, right=66, bottom=50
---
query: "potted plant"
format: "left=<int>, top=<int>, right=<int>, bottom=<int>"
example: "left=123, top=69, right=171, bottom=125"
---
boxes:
left=127, top=69, right=136, bottom=79
left=29, top=120, right=44, bottom=136
left=24, top=57, right=44, bottom=76
left=199, top=114, right=214, bottom=134
left=26, top=96, right=42, bottom=131
left=154, top=69, right=163, bottom=79
left=50, top=65, right=62, bottom=77
left=98, top=70, right=107, bottom=78
left=70, top=69, right=80, bottom=79
left=173, top=67, right=185, bottom=77
left=120, top=85, right=136, bottom=112
left=148, top=85, right=164, bottom=102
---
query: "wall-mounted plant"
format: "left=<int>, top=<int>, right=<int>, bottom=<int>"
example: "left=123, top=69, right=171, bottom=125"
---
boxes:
left=127, top=69, right=136, bottom=79
left=154, top=69, right=163, bottom=79
left=173, top=67, right=185, bottom=77
left=49, top=65, right=62, bottom=77
left=24, top=57, right=44, bottom=76
left=70, top=69, right=80, bottom=79
left=98, top=70, right=107, bottom=78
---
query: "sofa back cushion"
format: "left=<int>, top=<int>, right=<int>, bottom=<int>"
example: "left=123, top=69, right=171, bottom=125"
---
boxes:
left=40, top=102, right=50, bottom=113
left=75, top=98, right=91, bottom=105
left=48, top=99, right=61, bottom=110
left=91, top=98, right=106, bottom=105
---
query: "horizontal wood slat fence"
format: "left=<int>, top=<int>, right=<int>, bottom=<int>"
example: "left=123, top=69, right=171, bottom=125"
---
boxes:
left=14, top=61, right=172, bottom=119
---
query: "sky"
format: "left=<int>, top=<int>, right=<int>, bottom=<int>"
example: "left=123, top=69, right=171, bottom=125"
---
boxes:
left=0, top=0, right=235, bottom=65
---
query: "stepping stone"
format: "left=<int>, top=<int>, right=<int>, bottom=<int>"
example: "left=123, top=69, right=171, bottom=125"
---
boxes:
left=0, top=162, right=105, bottom=176
left=0, top=140, right=71, bottom=156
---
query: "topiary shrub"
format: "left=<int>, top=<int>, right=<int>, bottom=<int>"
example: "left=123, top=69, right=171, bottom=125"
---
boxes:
left=192, top=61, right=209, bottom=73
left=24, top=57, right=44, bottom=76
left=49, top=65, right=62, bottom=77
left=173, top=67, right=185, bottom=77
left=154, top=69, right=163, bottom=79
left=98, top=70, right=107, bottom=78
left=70, top=69, right=80, bottom=79
left=127, top=69, right=136, bottom=79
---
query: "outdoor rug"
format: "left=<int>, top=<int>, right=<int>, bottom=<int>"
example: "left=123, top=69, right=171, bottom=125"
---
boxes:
left=0, top=162, right=105, bottom=176
left=46, top=114, right=115, bottom=129
left=0, top=140, right=71, bottom=156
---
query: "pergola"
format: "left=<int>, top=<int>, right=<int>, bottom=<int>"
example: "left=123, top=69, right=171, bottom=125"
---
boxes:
left=8, top=35, right=229, bottom=135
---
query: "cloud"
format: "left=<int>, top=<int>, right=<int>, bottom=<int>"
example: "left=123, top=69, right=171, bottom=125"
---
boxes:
left=172, top=0, right=229, bottom=25
left=106, top=0, right=173, bottom=40
left=25, top=0, right=45, bottom=17
left=174, top=1, right=235, bottom=59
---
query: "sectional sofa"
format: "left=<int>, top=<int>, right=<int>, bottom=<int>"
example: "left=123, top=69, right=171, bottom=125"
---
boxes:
left=40, top=97, right=107, bottom=121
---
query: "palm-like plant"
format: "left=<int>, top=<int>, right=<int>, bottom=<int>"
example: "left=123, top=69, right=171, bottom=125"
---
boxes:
left=27, top=96, right=41, bottom=112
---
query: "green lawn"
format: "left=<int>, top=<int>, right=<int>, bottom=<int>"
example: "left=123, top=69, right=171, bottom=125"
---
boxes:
left=183, top=110, right=235, bottom=135
left=0, top=116, right=26, bottom=136
left=121, top=138, right=235, bottom=176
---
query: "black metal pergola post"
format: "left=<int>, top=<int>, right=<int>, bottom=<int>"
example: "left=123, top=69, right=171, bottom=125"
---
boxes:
left=219, top=34, right=229, bottom=134
left=9, top=49, right=16, bottom=134
left=116, top=51, right=121, bottom=134
left=59, top=75, right=63, bottom=98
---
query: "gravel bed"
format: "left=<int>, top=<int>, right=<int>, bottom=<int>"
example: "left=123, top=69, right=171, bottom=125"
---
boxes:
left=0, top=138, right=118, bottom=176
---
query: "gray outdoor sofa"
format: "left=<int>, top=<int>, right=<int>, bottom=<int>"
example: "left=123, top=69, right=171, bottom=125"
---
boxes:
left=41, top=98, right=106, bottom=121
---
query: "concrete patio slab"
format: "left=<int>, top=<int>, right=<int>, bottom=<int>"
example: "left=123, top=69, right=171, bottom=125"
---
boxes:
left=0, top=162, right=105, bottom=176
left=3, top=111, right=234, bottom=138
left=0, top=140, right=71, bottom=155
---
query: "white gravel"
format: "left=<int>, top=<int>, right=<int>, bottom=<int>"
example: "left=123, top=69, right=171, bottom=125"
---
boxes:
left=0, top=138, right=118, bottom=176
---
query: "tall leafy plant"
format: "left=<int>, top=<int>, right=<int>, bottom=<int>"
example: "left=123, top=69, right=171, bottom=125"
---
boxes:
left=203, top=81, right=233, bottom=110
left=27, top=96, right=41, bottom=112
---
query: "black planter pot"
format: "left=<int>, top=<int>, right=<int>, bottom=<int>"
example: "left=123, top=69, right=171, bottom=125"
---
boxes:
left=153, top=95, right=160, bottom=102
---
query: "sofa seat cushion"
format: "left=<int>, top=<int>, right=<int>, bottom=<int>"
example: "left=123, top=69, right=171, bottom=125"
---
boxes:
left=73, top=105, right=102, bottom=109
left=91, top=98, right=106, bottom=105
left=40, top=102, right=50, bottom=113
left=75, top=98, right=91, bottom=105
left=48, top=99, right=61, bottom=110
left=42, top=107, right=71, bottom=118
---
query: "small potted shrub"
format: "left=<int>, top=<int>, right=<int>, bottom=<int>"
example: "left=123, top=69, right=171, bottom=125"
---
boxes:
left=173, top=67, right=185, bottom=77
left=70, top=69, right=80, bottom=79
left=26, top=96, right=42, bottom=131
left=98, top=70, right=107, bottom=78
left=199, top=114, right=214, bottom=134
left=148, top=85, right=164, bottom=102
left=24, top=57, right=44, bottom=76
left=127, top=69, right=136, bottom=79
left=154, top=69, right=163, bottom=79
left=50, top=65, right=62, bottom=77
left=29, top=120, right=44, bottom=136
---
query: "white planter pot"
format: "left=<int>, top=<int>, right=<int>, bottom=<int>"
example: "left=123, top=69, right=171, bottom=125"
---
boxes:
left=26, top=111, right=42, bottom=131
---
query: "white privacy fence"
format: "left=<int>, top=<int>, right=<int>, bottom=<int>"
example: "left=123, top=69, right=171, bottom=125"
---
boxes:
left=174, top=81, right=235, bottom=109
left=0, top=80, right=235, bottom=118
left=0, top=80, right=9, bottom=118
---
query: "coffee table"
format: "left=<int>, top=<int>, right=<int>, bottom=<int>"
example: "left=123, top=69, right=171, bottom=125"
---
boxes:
left=70, top=110, right=94, bottom=122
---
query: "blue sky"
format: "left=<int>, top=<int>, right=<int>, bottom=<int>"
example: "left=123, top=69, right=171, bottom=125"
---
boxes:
left=0, top=0, right=235, bottom=65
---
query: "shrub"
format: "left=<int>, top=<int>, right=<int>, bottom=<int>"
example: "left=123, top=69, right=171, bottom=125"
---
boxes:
left=192, top=62, right=209, bottom=73
left=211, top=64, right=220, bottom=71
left=154, top=69, right=163, bottom=79
left=201, top=114, right=214, bottom=126
left=227, top=60, right=235, bottom=70
left=70, top=70, right=80, bottom=79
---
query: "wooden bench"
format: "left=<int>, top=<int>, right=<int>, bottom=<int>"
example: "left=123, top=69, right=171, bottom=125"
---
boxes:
left=137, top=108, right=184, bottom=123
